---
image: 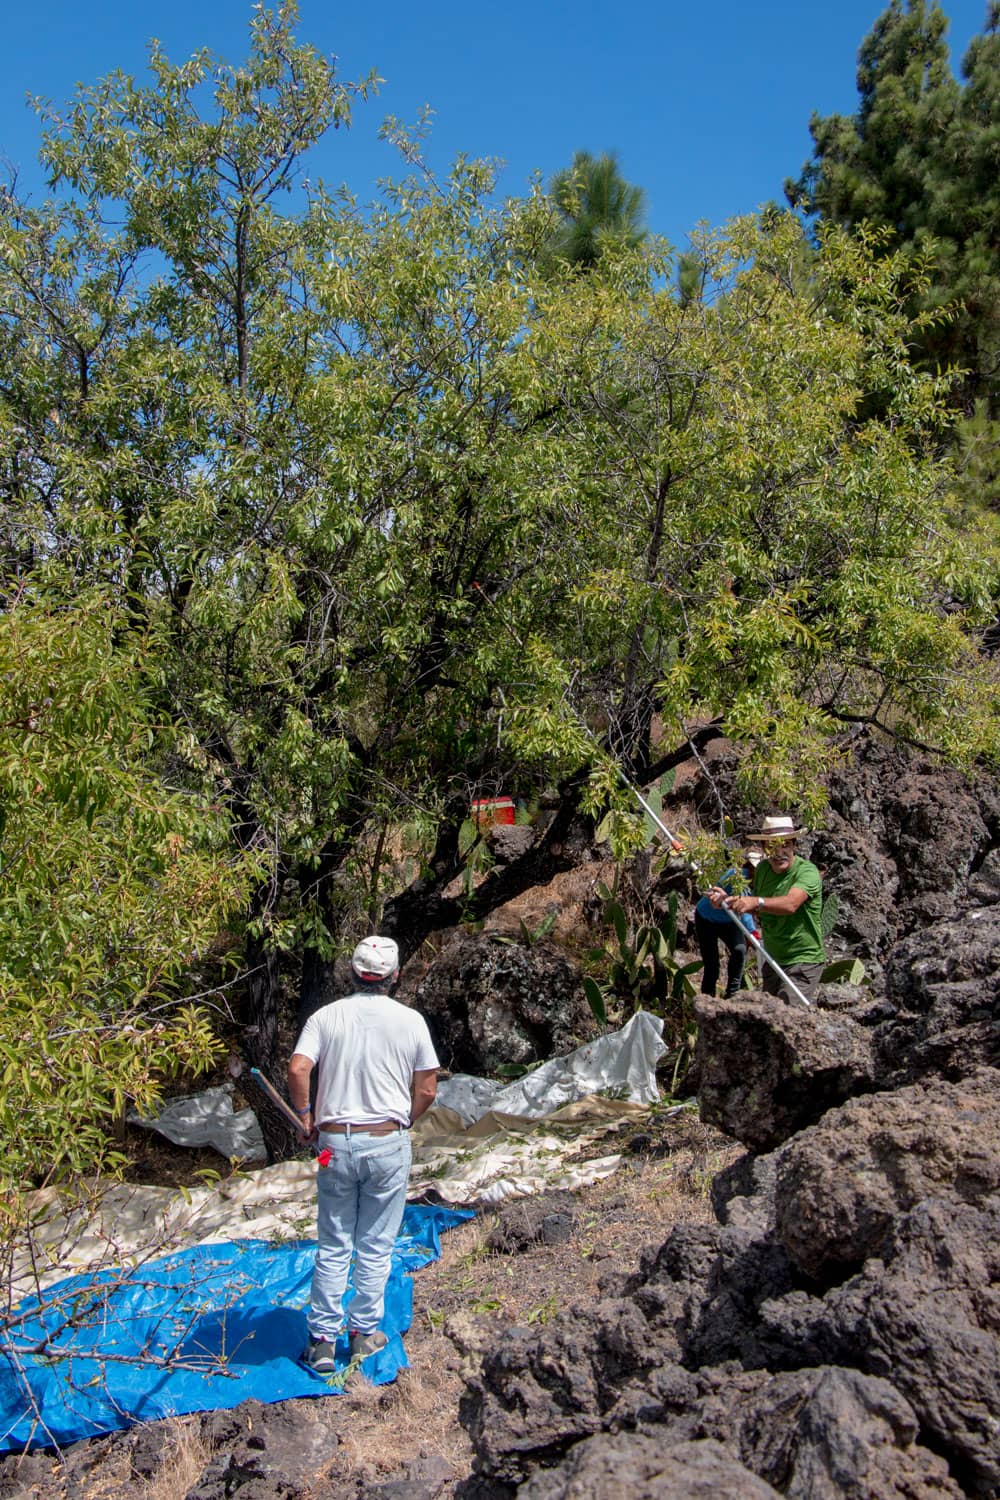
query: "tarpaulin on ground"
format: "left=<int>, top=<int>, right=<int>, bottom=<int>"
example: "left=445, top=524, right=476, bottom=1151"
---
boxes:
left=12, top=1095, right=663, bottom=1303
left=128, top=1084, right=267, bottom=1162
left=433, top=1011, right=667, bottom=1124
left=133, top=1013, right=667, bottom=1163
left=0, top=1203, right=472, bottom=1455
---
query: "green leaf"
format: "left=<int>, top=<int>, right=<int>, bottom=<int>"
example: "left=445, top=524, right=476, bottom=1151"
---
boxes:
left=607, top=901, right=628, bottom=951
left=458, top=818, right=479, bottom=858
left=821, top=957, right=866, bottom=985
left=820, top=891, right=840, bottom=941
left=594, top=812, right=614, bottom=845
left=583, top=976, right=607, bottom=1025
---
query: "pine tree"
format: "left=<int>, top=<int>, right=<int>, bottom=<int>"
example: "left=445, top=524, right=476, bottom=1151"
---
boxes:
left=786, top=0, right=1000, bottom=419
left=547, top=150, right=647, bottom=267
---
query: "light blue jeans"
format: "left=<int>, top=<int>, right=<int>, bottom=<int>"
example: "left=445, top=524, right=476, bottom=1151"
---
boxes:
left=309, top=1127, right=412, bottom=1342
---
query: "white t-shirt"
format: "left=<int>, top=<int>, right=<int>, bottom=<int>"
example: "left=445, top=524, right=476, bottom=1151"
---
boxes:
left=293, top=992, right=439, bottom=1126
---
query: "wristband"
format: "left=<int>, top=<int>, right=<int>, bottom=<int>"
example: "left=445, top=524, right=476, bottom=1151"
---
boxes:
left=294, top=1105, right=312, bottom=1117
left=757, top=897, right=765, bottom=911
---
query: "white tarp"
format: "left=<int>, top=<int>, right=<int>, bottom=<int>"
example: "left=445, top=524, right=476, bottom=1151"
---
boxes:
left=435, top=1010, right=666, bottom=1123
left=128, top=1084, right=267, bottom=1162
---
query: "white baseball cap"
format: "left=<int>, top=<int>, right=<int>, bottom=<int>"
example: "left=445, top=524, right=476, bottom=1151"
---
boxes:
left=351, top=935, right=399, bottom=980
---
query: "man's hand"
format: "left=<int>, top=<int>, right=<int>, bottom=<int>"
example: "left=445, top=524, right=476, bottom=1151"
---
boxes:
left=725, top=894, right=757, bottom=915
left=295, top=1109, right=318, bottom=1146
left=707, top=886, right=729, bottom=909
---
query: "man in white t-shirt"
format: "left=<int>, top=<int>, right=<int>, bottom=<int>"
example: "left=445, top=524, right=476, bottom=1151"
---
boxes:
left=287, top=934, right=439, bottom=1374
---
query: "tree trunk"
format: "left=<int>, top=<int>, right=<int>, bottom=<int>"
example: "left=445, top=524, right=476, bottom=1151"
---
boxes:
left=241, top=933, right=297, bottom=1162
left=298, top=943, right=337, bottom=1033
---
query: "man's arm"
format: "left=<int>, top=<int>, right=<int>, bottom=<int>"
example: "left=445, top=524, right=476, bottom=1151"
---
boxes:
left=288, top=1051, right=316, bottom=1142
left=726, top=886, right=811, bottom=917
left=410, top=1068, right=437, bottom=1125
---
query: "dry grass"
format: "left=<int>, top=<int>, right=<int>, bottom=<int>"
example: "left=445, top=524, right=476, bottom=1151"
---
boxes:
left=144, top=1419, right=212, bottom=1500
left=324, top=1358, right=475, bottom=1489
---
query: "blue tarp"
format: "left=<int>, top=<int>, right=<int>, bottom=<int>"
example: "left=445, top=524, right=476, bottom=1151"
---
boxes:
left=0, top=1203, right=474, bottom=1453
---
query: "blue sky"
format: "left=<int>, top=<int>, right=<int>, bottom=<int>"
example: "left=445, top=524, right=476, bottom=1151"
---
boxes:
left=0, top=0, right=991, bottom=250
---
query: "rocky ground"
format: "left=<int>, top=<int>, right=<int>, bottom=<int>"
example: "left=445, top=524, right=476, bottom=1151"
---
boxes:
left=451, top=736, right=1000, bottom=1500
left=3, top=728, right=999, bottom=1498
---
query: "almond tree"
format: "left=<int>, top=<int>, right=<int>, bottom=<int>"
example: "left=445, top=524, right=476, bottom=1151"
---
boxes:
left=1, top=7, right=996, bottom=1159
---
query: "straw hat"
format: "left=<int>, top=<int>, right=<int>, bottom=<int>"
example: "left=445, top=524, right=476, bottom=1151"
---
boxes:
left=745, top=814, right=806, bottom=842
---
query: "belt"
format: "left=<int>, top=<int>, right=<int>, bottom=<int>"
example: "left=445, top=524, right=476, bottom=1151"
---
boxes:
left=319, top=1121, right=402, bottom=1136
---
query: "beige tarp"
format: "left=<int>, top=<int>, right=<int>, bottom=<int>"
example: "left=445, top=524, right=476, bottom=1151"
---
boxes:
left=13, top=1096, right=684, bottom=1297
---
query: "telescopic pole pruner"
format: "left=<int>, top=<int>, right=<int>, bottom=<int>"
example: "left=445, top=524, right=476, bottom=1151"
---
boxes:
left=617, top=770, right=811, bottom=1008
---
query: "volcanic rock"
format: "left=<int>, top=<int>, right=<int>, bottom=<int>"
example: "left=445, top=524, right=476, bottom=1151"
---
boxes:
left=875, top=906, right=1000, bottom=1082
left=760, top=1195, right=1000, bottom=1495
left=695, top=994, right=875, bottom=1152
left=516, top=1434, right=782, bottom=1499
left=413, top=932, right=594, bottom=1073
left=772, top=1069, right=1000, bottom=1281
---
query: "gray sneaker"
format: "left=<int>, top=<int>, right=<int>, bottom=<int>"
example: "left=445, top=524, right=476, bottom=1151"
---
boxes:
left=348, top=1329, right=388, bottom=1362
left=303, top=1336, right=338, bottom=1374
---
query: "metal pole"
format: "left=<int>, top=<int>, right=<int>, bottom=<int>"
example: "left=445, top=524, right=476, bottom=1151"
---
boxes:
left=618, top=769, right=812, bottom=1009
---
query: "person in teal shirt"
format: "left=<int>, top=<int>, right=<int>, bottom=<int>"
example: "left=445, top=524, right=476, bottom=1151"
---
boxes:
left=694, top=856, right=760, bottom=997
left=711, top=814, right=825, bottom=1003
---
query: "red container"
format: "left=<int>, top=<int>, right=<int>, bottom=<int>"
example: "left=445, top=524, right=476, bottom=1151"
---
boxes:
left=471, top=796, right=516, bottom=827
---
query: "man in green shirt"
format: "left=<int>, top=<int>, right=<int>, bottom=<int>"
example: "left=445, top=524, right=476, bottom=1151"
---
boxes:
left=711, top=814, right=825, bottom=1003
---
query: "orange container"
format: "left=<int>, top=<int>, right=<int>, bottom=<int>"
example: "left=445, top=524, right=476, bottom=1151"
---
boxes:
left=472, top=796, right=516, bottom=827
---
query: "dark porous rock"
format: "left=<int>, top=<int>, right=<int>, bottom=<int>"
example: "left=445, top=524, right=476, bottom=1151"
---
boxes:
left=515, top=1434, right=781, bottom=1500
left=710, top=1147, right=788, bottom=1236
left=695, top=995, right=875, bottom=1152
left=880, top=765, right=997, bottom=920
left=414, top=932, right=593, bottom=1073
left=765, top=1197, right=1000, bottom=1496
left=773, top=1070, right=1000, bottom=1282
left=875, top=906, right=1000, bottom=1082
left=622, top=1223, right=798, bottom=1371
left=830, top=1196, right=1000, bottom=1497
left=807, top=821, right=899, bottom=988
left=486, top=1194, right=577, bottom=1254
left=458, top=1293, right=713, bottom=1489
left=0, top=1452, right=61, bottom=1500
left=488, top=824, right=537, bottom=864
left=814, top=982, right=869, bottom=1011
left=968, top=846, right=1000, bottom=906
left=820, top=736, right=998, bottom=934
left=363, top=1454, right=456, bottom=1499
left=184, top=1452, right=299, bottom=1500
left=753, top=1283, right=852, bottom=1372
left=465, top=1216, right=797, bottom=1465
left=735, top=1365, right=962, bottom=1499
left=179, top=1399, right=338, bottom=1498
left=463, top=1333, right=962, bottom=1498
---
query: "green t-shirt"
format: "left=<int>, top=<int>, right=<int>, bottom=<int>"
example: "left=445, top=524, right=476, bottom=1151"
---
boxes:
left=753, top=856, right=825, bottom=967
